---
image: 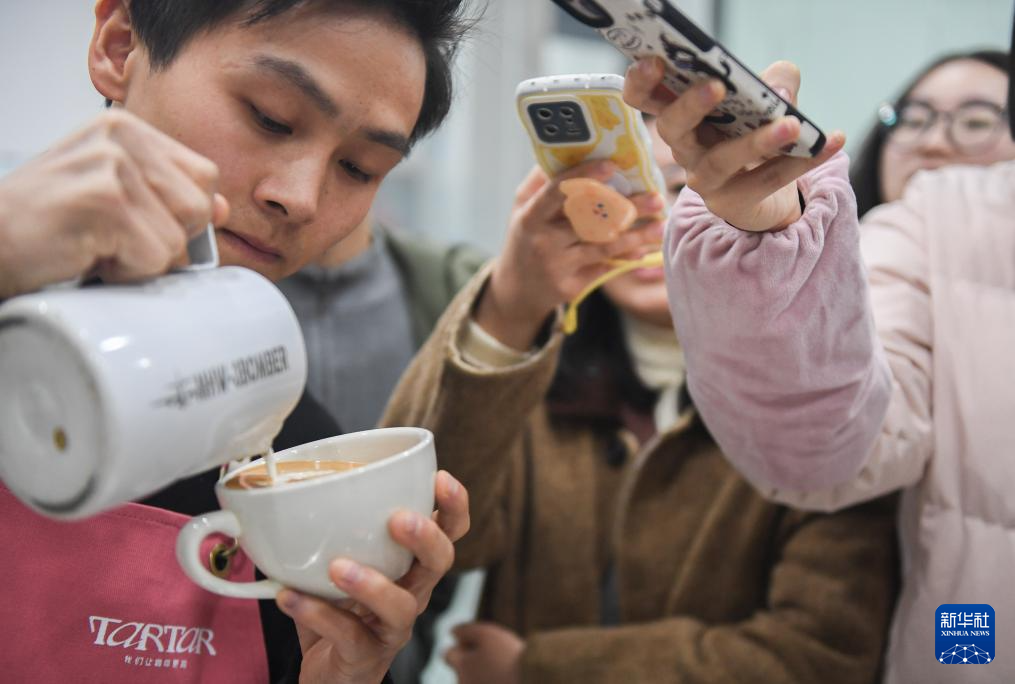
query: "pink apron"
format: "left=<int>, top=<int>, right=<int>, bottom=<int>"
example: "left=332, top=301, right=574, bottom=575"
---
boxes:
left=0, top=486, right=269, bottom=682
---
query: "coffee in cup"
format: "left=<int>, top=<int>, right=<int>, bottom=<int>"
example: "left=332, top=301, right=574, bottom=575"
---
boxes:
left=223, top=459, right=363, bottom=490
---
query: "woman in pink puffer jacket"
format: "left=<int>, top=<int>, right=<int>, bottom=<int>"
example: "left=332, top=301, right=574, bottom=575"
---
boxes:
left=621, top=35, right=1015, bottom=684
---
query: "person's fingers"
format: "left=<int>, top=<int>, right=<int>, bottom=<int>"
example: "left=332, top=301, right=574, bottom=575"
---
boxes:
left=105, top=112, right=220, bottom=235
left=451, top=622, right=482, bottom=647
left=131, top=149, right=217, bottom=233
left=433, top=470, right=470, bottom=543
left=108, top=111, right=221, bottom=200
left=452, top=621, right=504, bottom=647
left=514, top=166, right=548, bottom=207
left=444, top=644, right=465, bottom=671
left=622, top=57, right=676, bottom=116
left=388, top=510, right=455, bottom=606
left=393, top=473, right=468, bottom=605
left=96, top=156, right=186, bottom=281
left=276, top=588, right=379, bottom=654
left=569, top=217, right=665, bottom=264
left=760, top=60, right=802, bottom=106
left=553, top=159, right=617, bottom=184
left=327, top=559, right=418, bottom=638
left=211, top=193, right=230, bottom=230
left=621, top=219, right=666, bottom=248
left=719, top=130, right=846, bottom=205
left=654, top=80, right=727, bottom=166
left=688, top=117, right=802, bottom=193
left=520, top=160, right=616, bottom=225
left=628, top=191, right=666, bottom=220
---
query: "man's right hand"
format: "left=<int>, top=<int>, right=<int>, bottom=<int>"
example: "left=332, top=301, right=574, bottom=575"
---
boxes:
left=0, top=109, right=228, bottom=299
left=474, top=162, right=664, bottom=351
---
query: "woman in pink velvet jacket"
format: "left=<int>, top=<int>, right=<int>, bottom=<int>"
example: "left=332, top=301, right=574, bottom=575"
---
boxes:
left=621, top=41, right=1015, bottom=684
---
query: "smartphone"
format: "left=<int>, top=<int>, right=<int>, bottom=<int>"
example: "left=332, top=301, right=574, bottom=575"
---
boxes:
left=516, top=73, right=666, bottom=198
left=548, top=0, right=826, bottom=158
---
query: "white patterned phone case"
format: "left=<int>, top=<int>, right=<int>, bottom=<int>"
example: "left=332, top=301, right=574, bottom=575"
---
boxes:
left=549, top=0, right=826, bottom=157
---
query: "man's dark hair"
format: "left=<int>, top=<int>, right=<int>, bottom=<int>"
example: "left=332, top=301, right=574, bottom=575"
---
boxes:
left=126, top=0, right=475, bottom=146
left=850, top=49, right=1009, bottom=219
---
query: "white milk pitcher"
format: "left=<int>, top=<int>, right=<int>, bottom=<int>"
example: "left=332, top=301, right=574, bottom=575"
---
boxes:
left=0, top=228, right=307, bottom=519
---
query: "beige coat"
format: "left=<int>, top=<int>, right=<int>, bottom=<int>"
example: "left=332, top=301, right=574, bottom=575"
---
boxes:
left=382, top=273, right=898, bottom=683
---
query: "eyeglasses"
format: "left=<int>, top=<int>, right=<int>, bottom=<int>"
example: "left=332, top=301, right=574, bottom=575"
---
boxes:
left=879, top=99, right=1010, bottom=154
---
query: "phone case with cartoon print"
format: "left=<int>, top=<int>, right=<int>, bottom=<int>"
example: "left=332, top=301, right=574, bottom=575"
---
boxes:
left=549, top=0, right=826, bottom=158
left=516, top=73, right=666, bottom=198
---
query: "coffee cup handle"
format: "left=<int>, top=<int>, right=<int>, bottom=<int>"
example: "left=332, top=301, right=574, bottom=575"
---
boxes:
left=175, top=510, right=282, bottom=600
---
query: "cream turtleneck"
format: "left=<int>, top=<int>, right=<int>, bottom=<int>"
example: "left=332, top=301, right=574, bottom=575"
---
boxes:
left=619, top=312, right=685, bottom=433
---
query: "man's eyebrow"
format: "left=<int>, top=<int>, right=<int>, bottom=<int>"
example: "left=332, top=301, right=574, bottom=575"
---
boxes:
left=251, top=55, right=411, bottom=157
left=366, top=129, right=411, bottom=157
left=252, top=55, right=338, bottom=118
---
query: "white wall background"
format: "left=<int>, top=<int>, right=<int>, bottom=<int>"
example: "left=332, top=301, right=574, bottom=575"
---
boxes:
left=0, top=2, right=100, bottom=175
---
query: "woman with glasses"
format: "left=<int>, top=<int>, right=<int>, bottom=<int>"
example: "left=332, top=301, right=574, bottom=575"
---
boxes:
left=851, top=50, right=1013, bottom=218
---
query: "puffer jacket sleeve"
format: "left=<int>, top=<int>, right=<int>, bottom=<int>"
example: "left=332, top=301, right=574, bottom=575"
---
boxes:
left=379, top=265, right=565, bottom=567
left=664, top=151, right=932, bottom=509
left=766, top=179, right=934, bottom=510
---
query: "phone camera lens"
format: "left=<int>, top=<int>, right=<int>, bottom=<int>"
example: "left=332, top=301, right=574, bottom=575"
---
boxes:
left=537, top=108, right=553, bottom=120
left=560, top=106, right=575, bottom=119
left=544, top=124, right=559, bottom=136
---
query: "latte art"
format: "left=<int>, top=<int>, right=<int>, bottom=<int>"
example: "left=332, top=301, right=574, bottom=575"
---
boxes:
left=225, top=459, right=363, bottom=490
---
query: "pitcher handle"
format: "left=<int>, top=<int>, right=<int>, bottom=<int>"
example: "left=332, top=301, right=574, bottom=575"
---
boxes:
left=180, top=224, right=219, bottom=271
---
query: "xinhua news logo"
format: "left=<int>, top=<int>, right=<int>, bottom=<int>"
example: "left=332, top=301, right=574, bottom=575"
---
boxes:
left=936, top=604, right=995, bottom=665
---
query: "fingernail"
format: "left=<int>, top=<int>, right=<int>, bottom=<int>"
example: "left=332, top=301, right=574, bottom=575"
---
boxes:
left=638, top=59, right=656, bottom=76
left=699, top=81, right=721, bottom=105
left=334, top=559, right=363, bottom=585
left=775, top=87, right=792, bottom=102
left=775, top=118, right=797, bottom=141
left=400, top=511, right=421, bottom=536
left=442, top=472, right=461, bottom=496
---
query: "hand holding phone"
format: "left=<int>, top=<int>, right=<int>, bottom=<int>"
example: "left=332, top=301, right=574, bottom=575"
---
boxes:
left=549, top=0, right=825, bottom=158
left=517, top=73, right=666, bottom=243
left=515, top=73, right=668, bottom=331
left=549, top=0, right=847, bottom=232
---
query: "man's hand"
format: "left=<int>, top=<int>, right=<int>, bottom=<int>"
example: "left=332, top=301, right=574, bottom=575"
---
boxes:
left=623, top=58, right=846, bottom=232
left=276, top=470, right=470, bottom=684
left=0, top=109, right=228, bottom=298
left=475, top=162, right=665, bottom=350
left=445, top=622, right=524, bottom=684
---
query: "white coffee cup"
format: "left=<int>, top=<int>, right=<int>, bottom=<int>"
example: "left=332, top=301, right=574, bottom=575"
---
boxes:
left=0, top=258, right=307, bottom=519
left=176, top=428, right=436, bottom=600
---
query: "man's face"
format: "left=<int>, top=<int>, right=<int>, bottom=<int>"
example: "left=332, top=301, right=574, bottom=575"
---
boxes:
left=120, top=8, right=426, bottom=281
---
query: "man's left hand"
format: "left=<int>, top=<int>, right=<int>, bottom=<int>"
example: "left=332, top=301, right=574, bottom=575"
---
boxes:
left=277, top=469, right=469, bottom=684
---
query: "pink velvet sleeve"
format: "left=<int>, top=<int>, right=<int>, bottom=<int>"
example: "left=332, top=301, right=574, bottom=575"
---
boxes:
left=664, top=152, right=892, bottom=492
